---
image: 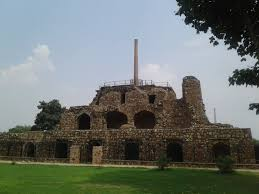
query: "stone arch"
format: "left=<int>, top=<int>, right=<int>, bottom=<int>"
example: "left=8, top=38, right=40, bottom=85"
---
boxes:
left=24, top=142, right=35, bottom=157
left=7, top=142, right=23, bottom=157
left=106, top=111, right=128, bottom=129
left=167, top=142, right=183, bottom=162
left=212, top=143, right=230, bottom=160
left=134, top=111, right=156, bottom=129
left=55, top=141, right=68, bottom=158
left=78, top=113, right=91, bottom=130
left=125, top=142, right=139, bottom=160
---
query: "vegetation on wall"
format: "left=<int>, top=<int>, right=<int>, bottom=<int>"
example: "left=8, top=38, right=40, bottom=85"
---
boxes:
left=8, top=125, right=31, bottom=133
left=175, top=0, right=259, bottom=114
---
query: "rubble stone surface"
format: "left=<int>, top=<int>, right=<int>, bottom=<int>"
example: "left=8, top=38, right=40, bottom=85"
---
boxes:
left=0, top=76, right=255, bottom=164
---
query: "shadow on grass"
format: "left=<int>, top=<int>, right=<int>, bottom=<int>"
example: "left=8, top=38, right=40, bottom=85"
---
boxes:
left=78, top=168, right=259, bottom=194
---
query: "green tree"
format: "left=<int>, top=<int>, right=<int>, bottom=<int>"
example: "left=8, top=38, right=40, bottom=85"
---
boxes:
left=8, top=125, right=31, bottom=133
left=34, top=99, right=65, bottom=131
left=253, top=138, right=259, bottom=145
left=176, top=0, right=259, bottom=114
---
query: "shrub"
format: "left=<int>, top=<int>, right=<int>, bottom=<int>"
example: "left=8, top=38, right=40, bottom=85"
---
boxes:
left=11, top=161, right=16, bottom=165
left=157, top=154, right=169, bottom=170
left=216, top=156, right=235, bottom=173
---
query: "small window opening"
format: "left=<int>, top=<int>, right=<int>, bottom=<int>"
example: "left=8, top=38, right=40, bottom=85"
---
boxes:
left=149, top=95, right=156, bottom=104
left=121, top=93, right=126, bottom=104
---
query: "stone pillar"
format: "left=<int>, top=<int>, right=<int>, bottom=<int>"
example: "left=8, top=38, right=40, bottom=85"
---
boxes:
left=134, top=39, right=139, bottom=86
left=92, top=146, right=103, bottom=164
left=69, top=145, right=80, bottom=164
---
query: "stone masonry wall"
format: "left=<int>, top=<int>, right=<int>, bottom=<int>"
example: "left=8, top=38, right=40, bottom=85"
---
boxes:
left=0, top=126, right=255, bottom=164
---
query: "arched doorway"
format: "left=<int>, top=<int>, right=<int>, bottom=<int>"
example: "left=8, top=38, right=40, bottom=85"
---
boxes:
left=106, top=111, right=128, bottom=129
left=25, top=142, right=35, bottom=157
left=255, top=144, right=259, bottom=164
left=167, top=143, right=183, bottom=162
left=55, top=141, right=68, bottom=158
left=134, top=111, right=156, bottom=129
left=7, top=143, right=23, bottom=157
left=125, top=142, right=139, bottom=160
left=85, top=140, right=102, bottom=163
left=78, top=113, right=91, bottom=130
left=213, top=143, right=230, bottom=160
left=80, top=144, right=88, bottom=163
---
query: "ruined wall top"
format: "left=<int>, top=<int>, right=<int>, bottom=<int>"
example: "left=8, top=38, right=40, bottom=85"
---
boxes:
left=58, top=76, right=211, bottom=131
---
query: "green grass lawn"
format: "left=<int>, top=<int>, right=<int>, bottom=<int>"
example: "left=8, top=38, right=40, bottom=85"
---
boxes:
left=0, top=164, right=259, bottom=194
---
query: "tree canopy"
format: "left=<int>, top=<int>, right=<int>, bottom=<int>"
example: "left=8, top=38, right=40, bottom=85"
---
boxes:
left=253, top=138, right=259, bottom=145
left=8, top=125, right=31, bottom=133
left=34, top=99, right=65, bottom=131
left=176, top=0, right=259, bottom=114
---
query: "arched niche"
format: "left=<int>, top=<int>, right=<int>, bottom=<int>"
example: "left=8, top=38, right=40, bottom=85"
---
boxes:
left=134, top=111, right=156, bottom=129
left=24, top=142, right=35, bottom=157
left=106, top=111, right=128, bottom=129
left=78, top=113, right=91, bottom=130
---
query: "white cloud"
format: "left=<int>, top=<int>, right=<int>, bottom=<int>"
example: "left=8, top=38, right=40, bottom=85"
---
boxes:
left=0, top=44, right=56, bottom=131
left=183, top=36, right=209, bottom=48
left=140, top=64, right=177, bottom=83
left=140, top=64, right=182, bottom=97
left=0, top=44, right=54, bottom=85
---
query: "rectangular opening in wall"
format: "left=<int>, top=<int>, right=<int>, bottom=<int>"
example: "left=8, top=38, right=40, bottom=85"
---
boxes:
left=149, top=95, right=156, bottom=104
left=121, top=93, right=126, bottom=104
left=55, top=140, right=68, bottom=159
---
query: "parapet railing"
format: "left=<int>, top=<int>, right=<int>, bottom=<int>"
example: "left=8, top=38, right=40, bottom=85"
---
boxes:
left=101, top=79, right=170, bottom=87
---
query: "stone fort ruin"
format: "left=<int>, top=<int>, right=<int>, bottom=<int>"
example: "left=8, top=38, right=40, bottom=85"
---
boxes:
left=0, top=40, right=256, bottom=165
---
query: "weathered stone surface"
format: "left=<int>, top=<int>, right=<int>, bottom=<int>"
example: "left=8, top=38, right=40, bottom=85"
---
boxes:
left=69, top=145, right=80, bottom=164
left=92, top=146, right=103, bottom=164
left=0, top=76, right=256, bottom=165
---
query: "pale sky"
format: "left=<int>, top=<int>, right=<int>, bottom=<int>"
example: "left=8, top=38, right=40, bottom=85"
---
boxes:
left=0, top=0, right=258, bottom=138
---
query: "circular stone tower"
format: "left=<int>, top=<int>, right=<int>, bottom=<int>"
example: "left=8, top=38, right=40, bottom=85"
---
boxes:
left=182, top=76, right=209, bottom=125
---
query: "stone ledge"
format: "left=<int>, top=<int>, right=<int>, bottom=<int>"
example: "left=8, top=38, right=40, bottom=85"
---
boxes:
left=102, top=159, right=259, bottom=169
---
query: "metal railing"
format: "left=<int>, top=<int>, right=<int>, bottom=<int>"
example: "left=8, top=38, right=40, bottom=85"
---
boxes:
left=102, top=79, right=170, bottom=87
